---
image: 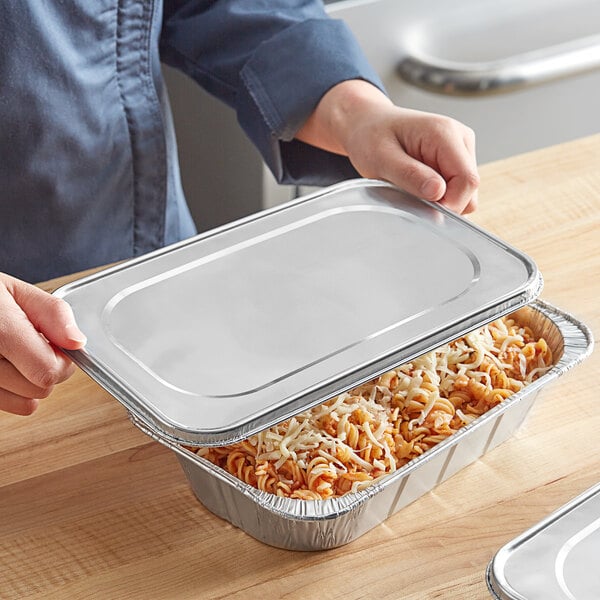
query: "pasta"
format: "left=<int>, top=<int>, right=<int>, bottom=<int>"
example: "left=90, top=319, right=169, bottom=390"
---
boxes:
left=194, top=315, right=553, bottom=500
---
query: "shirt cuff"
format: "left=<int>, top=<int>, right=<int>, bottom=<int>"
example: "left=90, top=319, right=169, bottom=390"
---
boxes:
left=237, top=18, right=386, bottom=186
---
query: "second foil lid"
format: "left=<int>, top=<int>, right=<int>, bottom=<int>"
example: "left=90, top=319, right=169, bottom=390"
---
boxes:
left=54, top=180, right=543, bottom=446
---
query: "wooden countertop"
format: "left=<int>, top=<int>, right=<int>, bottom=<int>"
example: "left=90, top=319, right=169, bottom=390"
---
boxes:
left=1, top=135, right=599, bottom=600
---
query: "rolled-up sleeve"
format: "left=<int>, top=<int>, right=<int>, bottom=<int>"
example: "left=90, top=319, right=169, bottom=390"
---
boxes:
left=160, top=0, right=385, bottom=185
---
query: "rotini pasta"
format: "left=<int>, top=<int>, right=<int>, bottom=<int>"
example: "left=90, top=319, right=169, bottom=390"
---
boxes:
left=194, top=315, right=552, bottom=500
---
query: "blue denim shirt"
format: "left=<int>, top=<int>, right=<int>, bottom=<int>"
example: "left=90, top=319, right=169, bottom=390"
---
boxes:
left=0, top=0, right=382, bottom=282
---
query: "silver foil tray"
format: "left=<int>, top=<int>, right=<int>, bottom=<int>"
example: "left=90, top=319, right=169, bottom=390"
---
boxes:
left=487, top=481, right=600, bottom=600
left=132, top=300, right=592, bottom=551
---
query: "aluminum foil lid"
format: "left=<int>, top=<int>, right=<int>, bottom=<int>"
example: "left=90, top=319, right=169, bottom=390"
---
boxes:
left=54, top=180, right=542, bottom=446
left=487, top=482, right=600, bottom=600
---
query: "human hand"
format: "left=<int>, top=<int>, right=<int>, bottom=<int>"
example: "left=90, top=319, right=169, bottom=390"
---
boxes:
left=296, top=79, right=479, bottom=214
left=0, top=272, right=86, bottom=416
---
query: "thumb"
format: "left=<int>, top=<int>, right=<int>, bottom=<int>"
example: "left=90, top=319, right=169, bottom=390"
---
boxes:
left=10, top=278, right=87, bottom=351
left=383, top=152, right=447, bottom=203
left=418, top=174, right=447, bottom=203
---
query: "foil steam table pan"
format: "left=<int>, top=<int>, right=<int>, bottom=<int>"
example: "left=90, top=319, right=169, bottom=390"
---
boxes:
left=52, top=179, right=591, bottom=550
left=134, top=301, right=593, bottom=550
left=487, top=479, right=600, bottom=600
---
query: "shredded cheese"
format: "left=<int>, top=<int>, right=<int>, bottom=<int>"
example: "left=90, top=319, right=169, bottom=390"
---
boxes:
left=195, top=316, right=552, bottom=500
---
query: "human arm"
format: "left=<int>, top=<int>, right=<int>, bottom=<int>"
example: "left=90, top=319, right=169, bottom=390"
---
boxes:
left=0, top=273, right=86, bottom=415
left=160, top=0, right=385, bottom=185
left=161, top=1, right=478, bottom=213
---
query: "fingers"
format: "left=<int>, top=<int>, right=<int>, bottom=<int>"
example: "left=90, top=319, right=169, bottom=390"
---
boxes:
left=9, top=278, right=87, bottom=350
left=0, top=290, right=74, bottom=390
left=378, top=150, right=448, bottom=203
left=0, top=273, right=86, bottom=416
left=0, top=353, right=75, bottom=416
left=0, top=350, right=75, bottom=416
left=294, top=79, right=480, bottom=216
left=440, top=170, right=480, bottom=215
left=0, top=354, right=76, bottom=398
left=434, top=127, right=480, bottom=215
left=363, top=139, right=479, bottom=216
left=0, top=392, right=39, bottom=416
left=354, top=107, right=480, bottom=216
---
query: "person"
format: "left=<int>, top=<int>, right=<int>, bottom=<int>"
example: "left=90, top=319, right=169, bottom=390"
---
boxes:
left=0, top=0, right=479, bottom=417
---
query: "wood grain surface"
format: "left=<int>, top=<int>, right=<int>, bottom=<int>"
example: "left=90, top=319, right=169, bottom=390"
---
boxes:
left=1, top=135, right=599, bottom=600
